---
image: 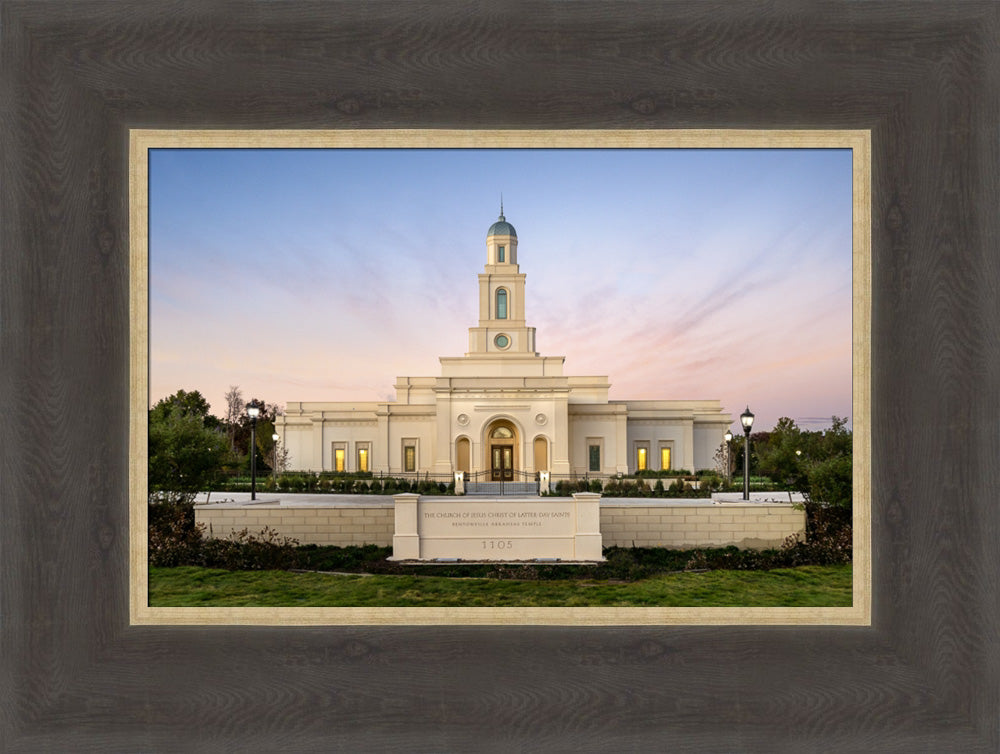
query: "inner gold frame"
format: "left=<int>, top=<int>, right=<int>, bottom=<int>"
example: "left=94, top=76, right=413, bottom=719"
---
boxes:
left=130, top=129, right=871, bottom=627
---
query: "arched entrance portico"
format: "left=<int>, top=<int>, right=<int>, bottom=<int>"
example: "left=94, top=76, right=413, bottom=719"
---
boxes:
left=485, top=419, right=518, bottom=481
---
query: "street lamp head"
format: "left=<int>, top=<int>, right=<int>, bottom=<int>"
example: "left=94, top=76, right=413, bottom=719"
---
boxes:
left=724, top=430, right=733, bottom=443
left=272, top=433, right=279, bottom=442
left=247, top=402, right=260, bottom=420
left=740, top=406, right=754, bottom=432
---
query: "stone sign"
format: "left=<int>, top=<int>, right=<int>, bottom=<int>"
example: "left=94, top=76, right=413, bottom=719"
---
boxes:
left=389, top=492, right=604, bottom=561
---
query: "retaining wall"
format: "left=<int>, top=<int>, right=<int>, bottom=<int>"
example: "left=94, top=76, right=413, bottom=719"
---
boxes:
left=599, top=503, right=805, bottom=549
left=195, top=496, right=805, bottom=551
left=197, top=503, right=394, bottom=547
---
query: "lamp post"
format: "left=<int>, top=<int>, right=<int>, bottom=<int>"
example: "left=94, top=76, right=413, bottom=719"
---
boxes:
left=740, top=406, right=754, bottom=500
left=247, top=401, right=260, bottom=500
left=272, top=433, right=280, bottom=481
left=723, top=430, right=733, bottom=486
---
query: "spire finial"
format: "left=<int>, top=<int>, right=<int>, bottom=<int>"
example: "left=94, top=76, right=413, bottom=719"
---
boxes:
left=499, top=194, right=504, bottom=220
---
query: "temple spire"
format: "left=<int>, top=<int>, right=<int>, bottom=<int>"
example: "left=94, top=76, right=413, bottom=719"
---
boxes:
left=499, top=194, right=504, bottom=220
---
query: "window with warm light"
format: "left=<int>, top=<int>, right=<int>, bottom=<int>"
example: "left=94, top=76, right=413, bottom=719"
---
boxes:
left=404, top=445, right=416, bottom=472
left=661, top=447, right=671, bottom=470
left=335, top=448, right=345, bottom=472
left=358, top=447, right=368, bottom=472
left=637, top=447, right=647, bottom=471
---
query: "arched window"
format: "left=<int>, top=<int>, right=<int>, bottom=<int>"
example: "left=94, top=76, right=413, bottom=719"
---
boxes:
left=491, top=426, right=513, bottom=439
left=456, top=437, right=470, bottom=474
left=533, top=436, right=548, bottom=471
left=496, top=288, right=508, bottom=319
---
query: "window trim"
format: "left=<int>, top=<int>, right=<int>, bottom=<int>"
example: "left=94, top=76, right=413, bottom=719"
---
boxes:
left=331, top=441, right=347, bottom=472
left=634, top=441, right=650, bottom=472
left=659, top=444, right=672, bottom=472
left=495, top=288, right=508, bottom=319
left=586, top=437, right=603, bottom=473
left=533, top=435, right=548, bottom=472
left=403, top=441, right=417, bottom=473
left=356, top=442, right=371, bottom=473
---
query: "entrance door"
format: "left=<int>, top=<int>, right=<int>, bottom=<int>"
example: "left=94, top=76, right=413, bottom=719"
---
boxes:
left=491, top=445, right=513, bottom=481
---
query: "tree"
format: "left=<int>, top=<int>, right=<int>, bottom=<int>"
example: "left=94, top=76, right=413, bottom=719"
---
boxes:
left=224, top=385, right=245, bottom=453
left=150, top=388, right=218, bottom=428
left=712, top=441, right=727, bottom=479
left=756, top=417, right=807, bottom=490
left=738, top=414, right=852, bottom=507
left=148, top=392, right=231, bottom=503
left=230, top=398, right=284, bottom=471
left=804, top=416, right=852, bottom=507
left=808, top=454, right=853, bottom=508
left=272, top=438, right=290, bottom=474
left=728, top=434, right=755, bottom=477
left=820, top=415, right=852, bottom=459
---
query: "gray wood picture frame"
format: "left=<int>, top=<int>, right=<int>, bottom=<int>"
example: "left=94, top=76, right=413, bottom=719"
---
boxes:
left=2, top=1, right=997, bottom=750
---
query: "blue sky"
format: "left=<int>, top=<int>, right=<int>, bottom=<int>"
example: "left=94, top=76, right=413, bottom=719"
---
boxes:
left=149, top=147, right=853, bottom=432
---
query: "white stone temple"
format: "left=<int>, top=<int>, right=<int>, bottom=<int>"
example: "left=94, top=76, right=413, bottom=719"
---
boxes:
left=276, top=208, right=732, bottom=480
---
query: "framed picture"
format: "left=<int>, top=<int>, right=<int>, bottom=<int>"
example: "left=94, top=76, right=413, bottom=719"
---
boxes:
left=5, top=2, right=997, bottom=749
left=131, top=129, right=871, bottom=627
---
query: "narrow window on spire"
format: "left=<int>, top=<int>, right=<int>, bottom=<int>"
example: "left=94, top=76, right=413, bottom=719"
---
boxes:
left=497, top=245, right=505, bottom=262
left=496, top=288, right=507, bottom=319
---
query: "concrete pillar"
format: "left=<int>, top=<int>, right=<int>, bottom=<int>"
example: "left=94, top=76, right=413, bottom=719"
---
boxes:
left=311, top=418, right=324, bottom=471
left=571, top=491, right=604, bottom=561
left=551, top=395, right=571, bottom=475
left=615, top=409, right=629, bottom=474
left=388, top=493, right=420, bottom=560
left=433, top=385, right=453, bottom=477
left=684, top=420, right=695, bottom=473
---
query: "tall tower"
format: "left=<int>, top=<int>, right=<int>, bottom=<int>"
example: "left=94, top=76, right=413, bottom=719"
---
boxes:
left=467, top=206, right=538, bottom=356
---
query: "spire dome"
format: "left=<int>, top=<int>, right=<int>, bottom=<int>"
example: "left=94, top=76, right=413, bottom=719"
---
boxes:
left=487, top=201, right=517, bottom=238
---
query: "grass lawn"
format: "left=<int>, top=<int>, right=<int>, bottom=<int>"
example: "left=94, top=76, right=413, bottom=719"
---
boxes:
left=149, top=563, right=852, bottom=608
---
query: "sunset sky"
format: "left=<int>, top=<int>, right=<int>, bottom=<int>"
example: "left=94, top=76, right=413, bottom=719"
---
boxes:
left=148, top=147, right=853, bottom=432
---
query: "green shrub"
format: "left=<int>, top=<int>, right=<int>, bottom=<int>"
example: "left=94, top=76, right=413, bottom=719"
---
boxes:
left=698, top=474, right=722, bottom=491
left=635, top=469, right=692, bottom=478
left=683, top=502, right=852, bottom=570
left=148, top=501, right=302, bottom=570
left=601, top=479, right=621, bottom=496
left=808, top=455, right=853, bottom=508
left=200, top=527, right=301, bottom=571
left=148, top=501, right=203, bottom=567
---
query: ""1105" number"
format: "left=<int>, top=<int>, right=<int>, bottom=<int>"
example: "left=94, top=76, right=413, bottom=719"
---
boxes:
left=482, top=540, right=514, bottom=550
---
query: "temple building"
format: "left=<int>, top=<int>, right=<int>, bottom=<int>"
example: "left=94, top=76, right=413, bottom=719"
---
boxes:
left=276, top=209, right=731, bottom=480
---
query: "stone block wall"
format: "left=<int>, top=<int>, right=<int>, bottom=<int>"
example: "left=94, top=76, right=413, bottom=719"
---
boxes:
left=195, top=500, right=804, bottom=551
left=600, top=504, right=805, bottom=549
left=196, top=505, right=394, bottom=547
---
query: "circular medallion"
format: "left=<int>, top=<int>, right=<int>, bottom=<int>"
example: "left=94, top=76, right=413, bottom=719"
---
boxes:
left=494, top=334, right=510, bottom=349
left=457, top=413, right=470, bottom=426
left=535, top=413, right=547, bottom=426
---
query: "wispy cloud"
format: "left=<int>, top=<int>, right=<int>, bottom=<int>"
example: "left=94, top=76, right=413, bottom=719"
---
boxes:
left=149, top=148, right=852, bottom=430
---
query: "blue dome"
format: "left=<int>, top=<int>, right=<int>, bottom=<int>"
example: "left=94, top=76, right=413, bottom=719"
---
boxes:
left=487, top=213, right=516, bottom=238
